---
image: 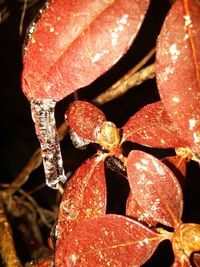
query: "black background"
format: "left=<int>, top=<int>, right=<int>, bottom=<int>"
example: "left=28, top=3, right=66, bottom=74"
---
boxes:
left=0, top=0, right=200, bottom=266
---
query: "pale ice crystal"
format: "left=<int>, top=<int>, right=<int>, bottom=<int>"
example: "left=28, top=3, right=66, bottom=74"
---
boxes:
left=31, top=99, right=67, bottom=189
left=69, top=129, right=90, bottom=149
left=172, top=96, right=180, bottom=103
left=110, top=14, right=129, bottom=46
left=169, top=43, right=180, bottom=63
left=184, top=15, right=192, bottom=28
left=189, top=118, right=196, bottom=131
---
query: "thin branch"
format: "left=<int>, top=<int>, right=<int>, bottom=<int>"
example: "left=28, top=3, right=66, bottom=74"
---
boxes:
left=16, top=188, right=56, bottom=227
left=0, top=121, right=68, bottom=200
left=93, top=47, right=156, bottom=105
left=19, top=0, right=27, bottom=35
left=0, top=203, right=21, bottom=267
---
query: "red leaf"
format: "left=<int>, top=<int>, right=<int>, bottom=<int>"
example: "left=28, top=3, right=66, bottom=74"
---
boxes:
left=57, top=155, right=106, bottom=239
left=156, top=0, right=200, bottom=154
left=126, top=192, right=158, bottom=227
left=122, top=101, right=188, bottom=148
left=126, top=156, right=186, bottom=226
left=55, top=214, right=165, bottom=266
left=162, top=156, right=187, bottom=190
left=66, top=101, right=106, bottom=143
left=22, top=0, right=150, bottom=101
left=127, top=150, right=183, bottom=227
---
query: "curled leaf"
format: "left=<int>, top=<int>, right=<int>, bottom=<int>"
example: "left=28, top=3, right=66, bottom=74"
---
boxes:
left=156, top=0, right=200, bottom=155
left=57, top=155, right=106, bottom=239
left=127, top=150, right=183, bottom=227
left=122, top=101, right=188, bottom=148
left=55, top=214, right=165, bottom=266
left=22, top=0, right=150, bottom=101
left=66, top=101, right=106, bottom=143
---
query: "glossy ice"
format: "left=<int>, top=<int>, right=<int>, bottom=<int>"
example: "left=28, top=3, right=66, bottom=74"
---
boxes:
left=31, top=99, right=67, bottom=189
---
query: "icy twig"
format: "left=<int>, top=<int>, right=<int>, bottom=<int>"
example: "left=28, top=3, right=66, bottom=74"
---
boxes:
left=31, top=99, right=67, bottom=189
left=93, top=47, right=156, bottom=105
left=0, top=121, right=68, bottom=200
left=0, top=203, right=21, bottom=267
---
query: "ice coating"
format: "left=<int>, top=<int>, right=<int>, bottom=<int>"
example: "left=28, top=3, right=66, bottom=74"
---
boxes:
left=31, top=99, right=67, bottom=189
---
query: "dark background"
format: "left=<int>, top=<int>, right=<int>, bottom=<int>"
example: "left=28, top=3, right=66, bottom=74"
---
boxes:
left=0, top=0, right=200, bottom=266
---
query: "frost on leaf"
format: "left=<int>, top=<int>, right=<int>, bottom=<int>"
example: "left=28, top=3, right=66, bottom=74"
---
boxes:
left=56, top=155, right=106, bottom=240
left=126, top=156, right=187, bottom=227
left=55, top=215, right=165, bottom=266
left=66, top=101, right=106, bottom=142
left=122, top=101, right=188, bottom=148
left=127, top=150, right=183, bottom=227
left=126, top=192, right=158, bottom=227
left=69, top=129, right=90, bottom=150
left=22, top=0, right=150, bottom=101
left=156, top=0, right=200, bottom=155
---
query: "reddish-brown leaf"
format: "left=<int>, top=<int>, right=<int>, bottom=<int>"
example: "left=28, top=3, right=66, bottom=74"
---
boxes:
left=156, top=0, right=200, bottom=155
left=126, top=156, right=186, bottom=226
left=122, top=101, right=188, bottom=148
left=126, top=192, right=158, bottom=227
left=22, top=0, right=150, bottom=101
left=127, top=150, right=183, bottom=227
left=66, top=101, right=106, bottom=143
left=55, top=214, right=165, bottom=266
left=162, top=156, right=187, bottom=189
left=57, top=155, right=106, bottom=239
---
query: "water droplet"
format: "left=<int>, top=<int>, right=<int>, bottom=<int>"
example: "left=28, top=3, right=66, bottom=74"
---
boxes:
left=50, top=26, right=54, bottom=32
left=169, top=43, right=180, bottom=63
left=69, top=129, right=90, bottom=149
left=31, top=99, right=67, bottom=189
left=189, top=118, right=196, bottom=130
left=184, top=15, right=192, bottom=28
left=172, top=96, right=180, bottom=103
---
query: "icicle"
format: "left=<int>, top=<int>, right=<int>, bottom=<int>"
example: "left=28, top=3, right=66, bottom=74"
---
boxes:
left=31, top=99, right=67, bottom=189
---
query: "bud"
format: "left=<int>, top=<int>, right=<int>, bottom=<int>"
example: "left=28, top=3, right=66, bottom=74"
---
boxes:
left=94, top=121, right=120, bottom=152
